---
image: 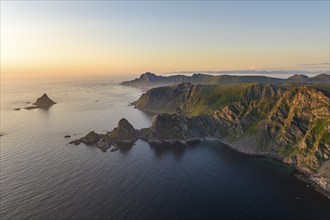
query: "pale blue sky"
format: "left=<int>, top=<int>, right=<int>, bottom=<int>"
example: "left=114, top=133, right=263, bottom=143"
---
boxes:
left=1, top=1, right=329, bottom=78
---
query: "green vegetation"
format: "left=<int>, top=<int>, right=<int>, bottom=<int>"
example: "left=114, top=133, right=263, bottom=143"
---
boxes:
left=133, top=81, right=330, bottom=175
left=135, top=83, right=255, bottom=117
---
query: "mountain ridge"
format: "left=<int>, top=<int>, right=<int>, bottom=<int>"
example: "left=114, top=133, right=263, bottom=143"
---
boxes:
left=121, top=72, right=330, bottom=88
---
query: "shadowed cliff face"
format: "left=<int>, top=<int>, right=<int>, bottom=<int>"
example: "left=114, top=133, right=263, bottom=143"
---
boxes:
left=147, top=113, right=216, bottom=142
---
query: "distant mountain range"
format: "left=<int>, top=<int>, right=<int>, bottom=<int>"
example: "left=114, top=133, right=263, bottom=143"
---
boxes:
left=120, top=72, right=330, bottom=88
left=168, top=70, right=330, bottom=75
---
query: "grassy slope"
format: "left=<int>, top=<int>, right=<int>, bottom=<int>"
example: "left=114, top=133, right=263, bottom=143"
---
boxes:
left=135, top=82, right=329, bottom=173
left=135, top=83, right=255, bottom=117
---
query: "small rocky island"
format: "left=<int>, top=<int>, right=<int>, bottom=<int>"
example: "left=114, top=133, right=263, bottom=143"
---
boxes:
left=24, top=93, right=56, bottom=110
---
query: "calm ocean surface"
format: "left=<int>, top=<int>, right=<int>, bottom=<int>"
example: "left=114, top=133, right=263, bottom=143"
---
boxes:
left=1, top=78, right=329, bottom=220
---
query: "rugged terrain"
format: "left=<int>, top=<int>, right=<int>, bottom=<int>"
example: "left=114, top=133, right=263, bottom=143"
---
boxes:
left=73, top=81, right=330, bottom=197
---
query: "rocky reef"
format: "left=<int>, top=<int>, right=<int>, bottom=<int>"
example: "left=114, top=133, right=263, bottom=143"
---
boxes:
left=24, top=93, right=56, bottom=110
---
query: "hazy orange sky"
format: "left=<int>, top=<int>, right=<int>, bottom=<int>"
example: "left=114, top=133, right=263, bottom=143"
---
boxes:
left=1, top=1, right=329, bottom=80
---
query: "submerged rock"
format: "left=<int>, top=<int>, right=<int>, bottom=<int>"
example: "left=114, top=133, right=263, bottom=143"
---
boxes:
left=24, top=106, right=37, bottom=110
left=64, top=135, right=71, bottom=138
left=69, top=131, right=102, bottom=146
left=110, top=147, right=119, bottom=152
left=69, top=139, right=81, bottom=145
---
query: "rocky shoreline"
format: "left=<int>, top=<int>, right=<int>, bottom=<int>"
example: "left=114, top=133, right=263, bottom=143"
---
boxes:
left=70, top=129, right=330, bottom=199
left=216, top=139, right=330, bottom=199
left=70, top=122, right=330, bottom=199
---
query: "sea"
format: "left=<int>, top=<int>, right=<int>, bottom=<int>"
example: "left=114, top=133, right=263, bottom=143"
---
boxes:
left=1, top=75, right=329, bottom=220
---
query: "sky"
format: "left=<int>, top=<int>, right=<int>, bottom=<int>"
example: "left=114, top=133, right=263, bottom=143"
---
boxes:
left=1, top=1, right=329, bottom=79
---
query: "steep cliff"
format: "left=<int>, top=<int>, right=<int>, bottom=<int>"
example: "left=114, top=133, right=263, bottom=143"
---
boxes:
left=212, top=86, right=330, bottom=174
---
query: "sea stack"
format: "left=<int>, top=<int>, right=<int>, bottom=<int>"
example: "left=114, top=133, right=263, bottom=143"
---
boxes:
left=33, top=93, right=56, bottom=108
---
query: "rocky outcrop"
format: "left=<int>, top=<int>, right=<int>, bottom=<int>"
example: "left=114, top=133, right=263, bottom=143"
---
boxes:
left=24, top=93, right=56, bottom=110
left=33, top=93, right=56, bottom=107
left=70, top=115, right=211, bottom=149
left=100, top=118, right=150, bottom=147
left=70, top=131, right=102, bottom=145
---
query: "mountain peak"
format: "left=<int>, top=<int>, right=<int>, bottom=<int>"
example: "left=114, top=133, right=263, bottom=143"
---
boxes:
left=288, top=74, right=309, bottom=79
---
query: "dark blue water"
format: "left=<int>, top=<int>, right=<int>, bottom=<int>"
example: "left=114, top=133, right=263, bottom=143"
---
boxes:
left=1, top=80, right=329, bottom=219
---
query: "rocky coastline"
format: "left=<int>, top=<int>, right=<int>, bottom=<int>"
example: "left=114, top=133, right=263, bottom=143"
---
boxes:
left=70, top=114, right=330, bottom=198
left=71, top=123, right=330, bottom=199
left=216, top=139, right=330, bottom=199
left=70, top=81, right=330, bottom=198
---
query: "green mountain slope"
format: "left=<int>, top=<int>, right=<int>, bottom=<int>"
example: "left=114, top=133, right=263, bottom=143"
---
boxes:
left=133, top=82, right=254, bottom=116
left=134, top=83, right=330, bottom=179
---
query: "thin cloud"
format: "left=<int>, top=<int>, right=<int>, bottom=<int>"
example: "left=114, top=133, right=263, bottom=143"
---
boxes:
left=301, top=63, right=330, bottom=66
